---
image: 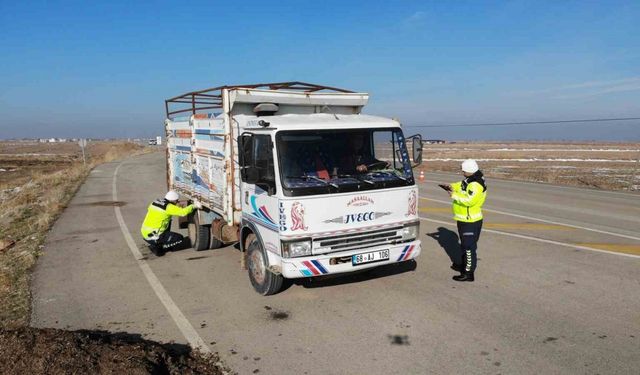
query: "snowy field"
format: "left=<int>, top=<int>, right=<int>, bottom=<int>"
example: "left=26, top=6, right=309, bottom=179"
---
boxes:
left=416, top=142, right=640, bottom=191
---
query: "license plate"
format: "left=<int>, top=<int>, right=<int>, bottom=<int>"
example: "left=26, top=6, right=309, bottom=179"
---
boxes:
left=352, top=249, right=390, bottom=266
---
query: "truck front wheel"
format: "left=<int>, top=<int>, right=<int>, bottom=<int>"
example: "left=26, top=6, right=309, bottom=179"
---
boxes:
left=188, top=214, right=210, bottom=251
left=246, top=234, right=283, bottom=296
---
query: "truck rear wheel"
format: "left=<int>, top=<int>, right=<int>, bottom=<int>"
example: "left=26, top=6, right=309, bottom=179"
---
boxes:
left=209, top=235, right=223, bottom=249
left=188, top=214, right=210, bottom=251
left=246, top=234, right=283, bottom=296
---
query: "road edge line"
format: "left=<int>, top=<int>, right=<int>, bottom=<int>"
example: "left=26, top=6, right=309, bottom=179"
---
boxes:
left=420, top=196, right=640, bottom=241
left=419, top=216, right=640, bottom=259
left=112, top=161, right=211, bottom=353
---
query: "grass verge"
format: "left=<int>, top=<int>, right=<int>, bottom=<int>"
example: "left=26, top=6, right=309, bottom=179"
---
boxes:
left=0, top=142, right=151, bottom=328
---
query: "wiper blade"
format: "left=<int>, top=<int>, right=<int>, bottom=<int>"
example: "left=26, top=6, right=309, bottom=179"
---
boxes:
left=339, top=174, right=374, bottom=185
left=287, top=175, right=338, bottom=188
left=373, top=171, right=408, bottom=182
left=307, top=175, right=339, bottom=188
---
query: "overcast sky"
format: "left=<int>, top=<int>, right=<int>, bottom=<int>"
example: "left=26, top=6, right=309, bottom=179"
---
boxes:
left=1, top=0, right=639, bottom=141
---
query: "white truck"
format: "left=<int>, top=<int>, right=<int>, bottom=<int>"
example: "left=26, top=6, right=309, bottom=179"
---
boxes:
left=165, top=82, right=423, bottom=295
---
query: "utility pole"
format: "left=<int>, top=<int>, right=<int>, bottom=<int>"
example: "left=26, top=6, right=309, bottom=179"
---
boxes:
left=635, top=150, right=639, bottom=191
left=78, top=138, right=87, bottom=166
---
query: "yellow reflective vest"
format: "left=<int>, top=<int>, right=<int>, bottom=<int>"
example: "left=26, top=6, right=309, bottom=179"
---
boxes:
left=140, top=199, right=194, bottom=239
left=450, top=179, right=487, bottom=223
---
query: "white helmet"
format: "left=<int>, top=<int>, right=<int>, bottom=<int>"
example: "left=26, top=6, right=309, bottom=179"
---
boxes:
left=165, top=190, right=179, bottom=202
left=461, top=159, right=479, bottom=174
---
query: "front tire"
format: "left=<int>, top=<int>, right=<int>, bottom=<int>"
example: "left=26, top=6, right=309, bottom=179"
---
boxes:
left=246, top=234, right=283, bottom=296
left=188, top=213, right=210, bottom=251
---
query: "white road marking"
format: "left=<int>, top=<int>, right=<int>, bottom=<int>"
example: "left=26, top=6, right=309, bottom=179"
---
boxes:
left=419, top=216, right=640, bottom=259
left=419, top=196, right=640, bottom=241
left=112, top=162, right=211, bottom=353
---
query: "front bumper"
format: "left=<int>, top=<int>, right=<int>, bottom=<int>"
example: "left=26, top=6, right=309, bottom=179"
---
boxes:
left=280, top=240, right=421, bottom=279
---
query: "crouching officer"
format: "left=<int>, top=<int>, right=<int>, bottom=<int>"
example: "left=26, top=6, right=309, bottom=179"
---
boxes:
left=140, top=190, right=199, bottom=256
left=448, top=159, right=487, bottom=282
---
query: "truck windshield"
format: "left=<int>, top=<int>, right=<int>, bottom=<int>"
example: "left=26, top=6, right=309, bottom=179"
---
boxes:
left=276, top=128, right=415, bottom=196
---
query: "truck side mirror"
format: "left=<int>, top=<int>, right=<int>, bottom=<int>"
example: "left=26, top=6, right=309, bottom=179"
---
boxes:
left=410, top=134, right=423, bottom=166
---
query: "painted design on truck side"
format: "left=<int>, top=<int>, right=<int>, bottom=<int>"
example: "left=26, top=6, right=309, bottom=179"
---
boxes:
left=248, top=195, right=278, bottom=231
left=264, top=242, right=279, bottom=255
left=290, top=202, right=308, bottom=231
left=192, top=158, right=216, bottom=191
left=171, top=155, right=191, bottom=183
left=406, top=190, right=417, bottom=216
left=397, top=244, right=416, bottom=261
left=299, top=260, right=328, bottom=276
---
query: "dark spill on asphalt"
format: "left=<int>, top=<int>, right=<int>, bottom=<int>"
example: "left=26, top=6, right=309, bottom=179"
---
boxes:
left=264, top=306, right=289, bottom=321
left=388, top=335, right=410, bottom=345
left=270, top=311, right=289, bottom=320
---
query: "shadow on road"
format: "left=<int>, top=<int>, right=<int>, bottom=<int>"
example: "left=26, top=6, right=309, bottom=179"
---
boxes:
left=293, top=260, right=418, bottom=289
left=427, top=227, right=461, bottom=265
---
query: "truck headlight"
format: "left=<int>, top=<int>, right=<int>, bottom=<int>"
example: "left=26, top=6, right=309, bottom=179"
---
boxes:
left=282, top=239, right=312, bottom=258
left=401, top=222, right=420, bottom=241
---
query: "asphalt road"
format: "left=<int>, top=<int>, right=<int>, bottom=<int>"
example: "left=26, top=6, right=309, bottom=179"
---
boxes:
left=32, top=152, right=640, bottom=374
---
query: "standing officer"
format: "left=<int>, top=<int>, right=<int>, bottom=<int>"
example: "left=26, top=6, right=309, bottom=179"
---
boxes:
left=140, top=190, right=200, bottom=256
left=446, top=159, right=487, bottom=282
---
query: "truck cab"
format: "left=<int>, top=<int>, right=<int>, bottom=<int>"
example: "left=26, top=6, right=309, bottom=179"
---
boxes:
left=165, top=82, right=423, bottom=295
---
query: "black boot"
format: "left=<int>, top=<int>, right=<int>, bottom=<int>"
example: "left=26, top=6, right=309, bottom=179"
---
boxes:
left=450, top=263, right=463, bottom=272
left=149, top=244, right=165, bottom=257
left=452, top=272, right=474, bottom=282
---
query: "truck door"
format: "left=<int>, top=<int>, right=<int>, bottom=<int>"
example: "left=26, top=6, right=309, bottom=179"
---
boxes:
left=239, top=133, right=279, bottom=233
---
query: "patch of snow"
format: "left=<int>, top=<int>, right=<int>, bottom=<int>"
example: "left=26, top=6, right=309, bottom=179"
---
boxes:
left=590, top=174, right=634, bottom=177
left=424, top=158, right=637, bottom=163
left=422, top=147, right=640, bottom=152
left=0, top=153, right=61, bottom=157
left=485, top=148, right=640, bottom=152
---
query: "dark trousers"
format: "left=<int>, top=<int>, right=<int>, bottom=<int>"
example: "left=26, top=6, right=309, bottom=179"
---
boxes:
left=456, top=220, right=483, bottom=273
left=144, top=230, right=186, bottom=254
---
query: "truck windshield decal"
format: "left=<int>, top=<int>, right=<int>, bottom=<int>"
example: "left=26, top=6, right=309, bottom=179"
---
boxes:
left=276, top=128, right=414, bottom=197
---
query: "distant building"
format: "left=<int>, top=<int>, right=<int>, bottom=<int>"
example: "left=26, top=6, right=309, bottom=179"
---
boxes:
left=424, top=139, right=446, bottom=144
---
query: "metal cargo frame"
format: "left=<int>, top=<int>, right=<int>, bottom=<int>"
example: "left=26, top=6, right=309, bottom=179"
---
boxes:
left=165, top=81, right=354, bottom=118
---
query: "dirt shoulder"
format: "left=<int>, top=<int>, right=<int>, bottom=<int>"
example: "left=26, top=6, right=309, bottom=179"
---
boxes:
left=0, top=141, right=153, bottom=328
left=0, top=327, right=229, bottom=374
